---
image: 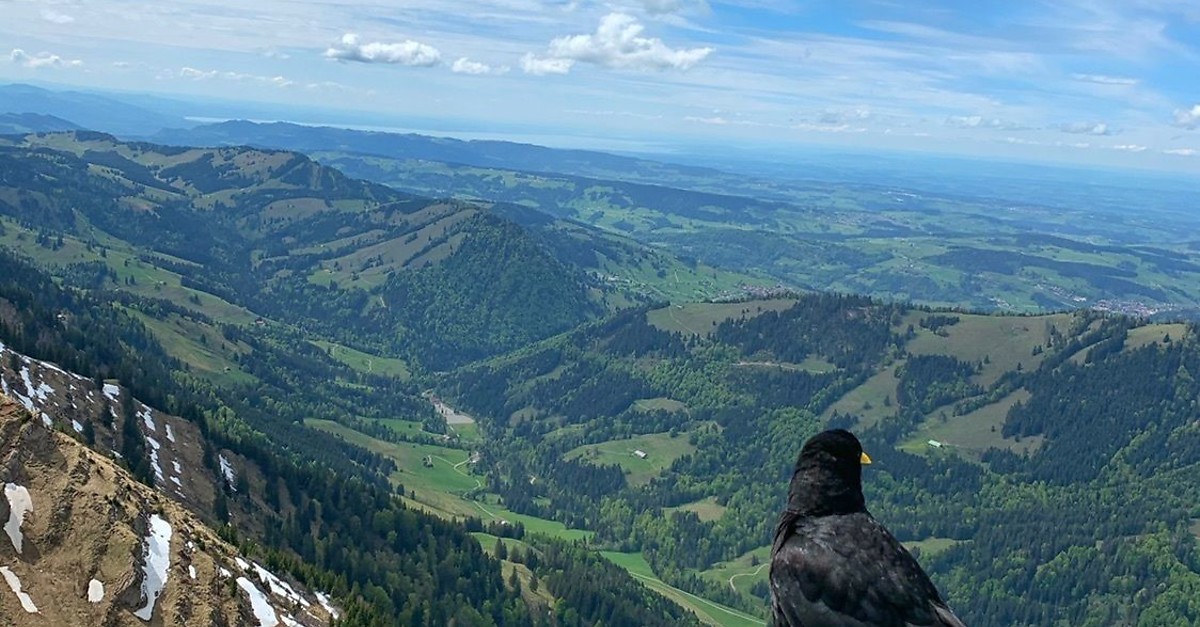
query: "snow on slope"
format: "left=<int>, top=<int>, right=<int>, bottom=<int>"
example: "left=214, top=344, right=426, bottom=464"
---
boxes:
left=0, top=566, right=38, bottom=613
left=133, top=514, right=173, bottom=620
left=4, top=482, right=32, bottom=553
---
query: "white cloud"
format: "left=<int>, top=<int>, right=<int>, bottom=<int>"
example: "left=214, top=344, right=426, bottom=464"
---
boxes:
left=40, top=9, right=75, bottom=24
left=180, top=67, right=219, bottom=80
left=1113, top=144, right=1148, bottom=152
left=944, top=116, right=1029, bottom=131
left=1174, top=104, right=1200, bottom=129
left=1061, top=121, right=1111, bottom=135
left=817, top=107, right=871, bottom=125
left=1163, top=148, right=1197, bottom=156
left=521, top=53, right=574, bottom=75
left=179, top=67, right=293, bottom=87
left=324, top=34, right=441, bottom=67
left=451, top=57, right=506, bottom=75
left=541, top=13, right=713, bottom=71
left=9, top=49, right=82, bottom=69
left=685, top=115, right=767, bottom=127
left=1071, top=73, right=1138, bottom=85
left=637, top=0, right=703, bottom=15
left=793, top=122, right=868, bottom=133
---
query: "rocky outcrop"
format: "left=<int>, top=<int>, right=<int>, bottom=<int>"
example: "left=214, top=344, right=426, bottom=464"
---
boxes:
left=0, top=396, right=336, bottom=626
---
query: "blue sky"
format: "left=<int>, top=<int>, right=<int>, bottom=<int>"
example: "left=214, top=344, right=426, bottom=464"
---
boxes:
left=2, top=0, right=1199, bottom=171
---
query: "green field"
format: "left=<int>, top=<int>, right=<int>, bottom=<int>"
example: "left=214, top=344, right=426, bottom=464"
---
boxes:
left=906, top=312, right=1072, bottom=386
left=647, top=300, right=798, bottom=337
left=701, top=545, right=771, bottom=595
left=133, top=312, right=257, bottom=388
left=899, top=389, right=1041, bottom=457
left=1125, top=323, right=1188, bottom=352
left=602, top=551, right=766, bottom=627
left=633, top=397, right=689, bottom=412
left=307, top=418, right=481, bottom=515
left=311, top=340, right=411, bottom=379
left=306, top=418, right=590, bottom=540
left=565, top=431, right=697, bottom=486
left=903, top=537, right=964, bottom=559
left=823, top=362, right=902, bottom=427
left=664, top=496, right=728, bottom=522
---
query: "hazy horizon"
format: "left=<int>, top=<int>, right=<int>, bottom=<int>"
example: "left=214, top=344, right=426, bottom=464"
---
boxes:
left=2, top=1, right=1198, bottom=174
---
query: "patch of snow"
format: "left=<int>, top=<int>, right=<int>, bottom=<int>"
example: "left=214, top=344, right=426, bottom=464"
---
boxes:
left=133, top=514, right=173, bottom=621
left=20, top=366, right=54, bottom=403
left=72, top=419, right=84, bottom=433
left=88, top=579, right=105, bottom=603
left=40, top=413, right=52, bottom=428
left=37, top=359, right=66, bottom=375
left=237, top=577, right=280, bottom=627
left=4, top=483, right=33, bottom=554
left=172, top=460, right=182, bottom=475
left=139, top=406, right=157, bottom=432
left=165, top=423, right=176, bottom=443
left=146, top=437, right=164, bottom=485
left=219, top=455, right=237, bottom=490
left=189, top=565, right=197, bottom=580
left=102, top=383, right=121, bottom=401
left=315, top=591, right=340, bottom=620
left=281, top=615, right=302, bottom=627
left=252, top=562, right=308, bottom=607
left=0, top=566, right=38, bottom=613
left=170, top=476, right=182, bottom=487
left=219, top=567, right=232, bottom=579
left=234, top=556, right=250, bottom=571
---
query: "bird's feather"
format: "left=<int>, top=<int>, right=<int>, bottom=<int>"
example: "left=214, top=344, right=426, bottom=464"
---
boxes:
left=771, top=511, right=965, bottom=627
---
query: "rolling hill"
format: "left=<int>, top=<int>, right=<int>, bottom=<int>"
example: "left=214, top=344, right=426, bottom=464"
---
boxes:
left=0, top=131, right=765, bottom=371
left=436, top=295, right=1200, bottom=625
left=155, top=120, right=1200, bottom=317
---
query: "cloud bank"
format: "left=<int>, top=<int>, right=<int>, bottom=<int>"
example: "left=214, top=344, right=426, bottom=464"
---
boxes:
left=9, top=49, right=81, bottom=69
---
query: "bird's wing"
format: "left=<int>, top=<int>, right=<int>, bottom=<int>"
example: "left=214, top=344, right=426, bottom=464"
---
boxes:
left=770, top=512, right=965, bottom=627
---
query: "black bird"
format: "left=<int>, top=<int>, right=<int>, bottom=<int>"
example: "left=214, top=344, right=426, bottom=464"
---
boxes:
left=770, top=429, right=965, bottom=627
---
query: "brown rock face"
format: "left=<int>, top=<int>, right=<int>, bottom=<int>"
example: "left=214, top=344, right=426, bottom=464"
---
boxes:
left=0, top=395, right=335, bottom=626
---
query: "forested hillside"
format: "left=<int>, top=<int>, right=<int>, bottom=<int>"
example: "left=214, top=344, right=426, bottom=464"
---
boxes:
left=440, top=295, right=1200, bottom=626
left=0, top=131, right=608, bottom=371
left=0, top=245, right=703, bottom=626
left=5, top=128, right=1200, bottom=626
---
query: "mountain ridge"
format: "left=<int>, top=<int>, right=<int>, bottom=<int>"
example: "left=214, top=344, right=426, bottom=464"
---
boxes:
left=0, top=392, right=338, bottom=626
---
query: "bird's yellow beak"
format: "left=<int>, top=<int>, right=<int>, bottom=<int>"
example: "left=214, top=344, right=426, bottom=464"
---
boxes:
left=860, top=452, right=872, bottom=465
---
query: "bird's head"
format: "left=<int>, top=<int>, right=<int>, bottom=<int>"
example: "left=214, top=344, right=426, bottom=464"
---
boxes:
left=787, top=429, right=872, bottom=516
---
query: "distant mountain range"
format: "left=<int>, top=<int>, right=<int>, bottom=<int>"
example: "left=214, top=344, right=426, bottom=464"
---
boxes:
left=0, top=112, right=80, bottom=134
left=0, top=84, right=188, bottom=136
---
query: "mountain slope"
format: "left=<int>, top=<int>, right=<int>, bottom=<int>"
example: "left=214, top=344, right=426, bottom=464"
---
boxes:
left=0, top=131, right=603, bottom=370
left=0, top=219, right=704, bottom=626
left=0, top=113, right=80, bottom=134
left=0, top=395, right=337, bottom=626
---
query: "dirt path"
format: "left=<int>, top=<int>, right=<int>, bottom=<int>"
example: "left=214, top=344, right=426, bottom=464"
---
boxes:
left=728, top=563, right=767, bottom=592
